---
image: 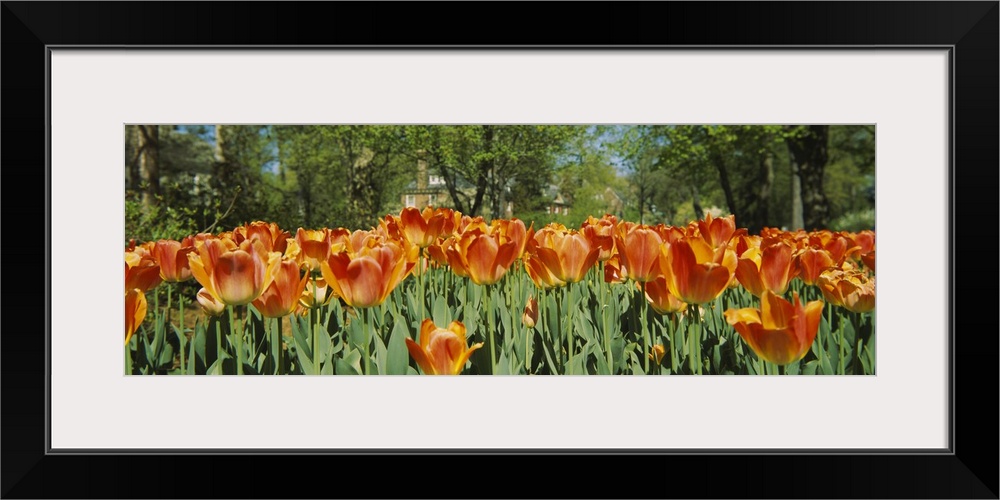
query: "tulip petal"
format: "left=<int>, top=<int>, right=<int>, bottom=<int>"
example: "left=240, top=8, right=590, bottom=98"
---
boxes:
left=735, top=258, right=765, bottom=297
left=760, top=243, right=793, bottom=295
left=405, top=338, right=437, bottom=374
left=125, top=288, right=147, bottom=345
left=213, top=250, right=259, bottom=305
left=466, top=235, right=499, bottom=285
left=344, top=256, right=383, bottom=309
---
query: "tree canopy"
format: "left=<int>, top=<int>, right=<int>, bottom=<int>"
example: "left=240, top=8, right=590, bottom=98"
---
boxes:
left=124, top=124, right=875, bottom=242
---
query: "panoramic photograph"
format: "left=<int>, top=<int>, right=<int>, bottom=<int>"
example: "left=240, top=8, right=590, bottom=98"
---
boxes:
left=124, top=125, right=875, bottom=376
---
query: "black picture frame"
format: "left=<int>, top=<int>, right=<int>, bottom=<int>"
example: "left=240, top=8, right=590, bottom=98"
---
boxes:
left=3, top=2, right=996, bottom=498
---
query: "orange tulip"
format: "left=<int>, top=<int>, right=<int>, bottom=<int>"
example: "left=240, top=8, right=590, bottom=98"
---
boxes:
left=188, top=238, right=281, bottom=306
left=603, top=254, right=625, bottom=284
left=196, top=287, right=226, bottom=317
left=125, top=288, right=147, bottom=345
left=320, top=240, right=417, bottom=309
left=648, top=344, right=666, bottom=365
left=662, top=236, right=737, bottom=305
left=125, top=249, right=163, bottom=293
left=734, top=240, right=798, bottom=297
left=523, top=296, right=538, bottom=329
left=529, top=224, right=600, bottom=284
left=795, top=247, right=837, bottom=286
left=613, top=223, right=663, bottom=283
left=724, top=290, right=824, bottom=365
left=444, top=228, right=517, bottom=286
left=523, top=251, right=566, bottom=289
left=295, top=228, right=335, bottom=271
left=697, top=213, right=738, bottom=249
left=399, top=206, right=456, bottom=248
left=817, top=268, right=875, bottom=313
left=299, top=276, right=336, bottom=310
left=235, top=221, right=290, bottom=254
left=643, top=276, right=688, bottom=315
left=581, top=215, right=617, bottom=261
left=491, top=218, right=531, bottom=260
left=405, top=319, right=484, bottom=375
left=150, top=237, right=195, bottom=282
left=861, top=250, right=875, bottom=272
left=252, top=259, right=309, bottom=318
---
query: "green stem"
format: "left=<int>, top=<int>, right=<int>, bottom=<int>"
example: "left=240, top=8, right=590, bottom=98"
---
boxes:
left=837, top=307, right=846, bottom=375
left=275, top=318, right=283, bottom=375
left=418, top=249, right=425, bottom=321
left=363, top=307, right=372, bottom=375
left=166, top=285, right=172, bottom=335
left=555, top=288, right=563, bottom=373
left=178, top=293, right=185, bottom=374
left=215, top=313, right=223, bottom=375
left=523, top=269, right=532, bottom=374
left=486, top=285, right=496, bottom=374
left=125, top=337, right=132, bottom=375
left=670, top=313, right=679, bottom=374
left=822, top=302, right=832, bottom=373
left=641, top=282, right=650, bottom=374
left=230, top=305, right=244, bottom=375
left=690, top=304, right=702, bottom=375
left=188, top=319, right=197, bottom=374
left=313, top=285, right=322, bottom=375
left=565, top=282, right=574, bottom=375
left=600, top=262, right=612, bottom=374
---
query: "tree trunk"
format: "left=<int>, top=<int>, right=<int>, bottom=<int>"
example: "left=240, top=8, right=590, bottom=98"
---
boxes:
left=214, top=125, right=226, bottom=163
left=757, top=151, right=774, bottom=231
left=691, top=185, right=704, bottom=221
left=138, top=125, right=160, bottom=210
left=740, top=151, right=774, bottom=234
left=785, top=125, right=829, bottom=230
left=712, top=155, right=739, bottom=221
left=790, top=156, right=804, bottom=230
left=125, top=125, right=142, bottom=192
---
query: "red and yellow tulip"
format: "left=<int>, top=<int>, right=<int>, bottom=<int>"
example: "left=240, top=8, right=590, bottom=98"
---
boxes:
left=321, top=239, right=417, bottom=309
left=399, top=206, right=456, bottom=249
left=613, top=223, right=663, bottom=283
left=734, top=240, right=798, bottom=297
left=125, top=288, right=147, bottom=345
left=522, top=296, right=538, bottom=329
left=196, top=287, right=226, bottom=317
left=581, top=214, right=618, bottom=261
left=252, top=259, right=309, bottom=318
left=235, top=221, right=290, bottom=254
left=817, top=268, right=875, bottom=313
left=405, top=319, right=484, bottom=375
left=724, top=290, right=824, bottom=365
left=150, top=237, right=194, bottom=282
left=643, top=276, right=688, bottom=315
left=188, top=237, right=282, bottom=306
left=795, top=246, right=837, bottom=286
left=661, top=236, right=737, bottom=304
left=444, top=226, right=518, bottom=286
left=527, top=224, right=600, bottom=285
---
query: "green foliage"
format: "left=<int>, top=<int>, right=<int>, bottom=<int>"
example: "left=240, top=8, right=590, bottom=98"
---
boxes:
left=830, top=208, right=875, bottom=232
left=125, top=192, right=205, bottom=243
left=126, top=124, right=874, bottom=239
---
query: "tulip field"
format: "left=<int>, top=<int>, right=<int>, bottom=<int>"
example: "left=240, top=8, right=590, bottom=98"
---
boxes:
left=125, top=209, right=875, bottom=375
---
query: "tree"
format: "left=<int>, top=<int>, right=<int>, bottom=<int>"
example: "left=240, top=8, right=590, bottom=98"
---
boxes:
left=784, top=125, right=831, bottom=230
left=551, top=128, right=629, bottom=226
left=405, top=125, right=581, bottom=219
left=136, top=125, right=160, bottom=211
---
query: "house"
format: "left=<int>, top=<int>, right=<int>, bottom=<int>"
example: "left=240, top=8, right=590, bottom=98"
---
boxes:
left=543, top=184, right=570, bottom=216
left=541, top=184, right=626, bottom=219
left=400, top=156, right=450, bottom=209
left=399, top=155, right=493, bottom=213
